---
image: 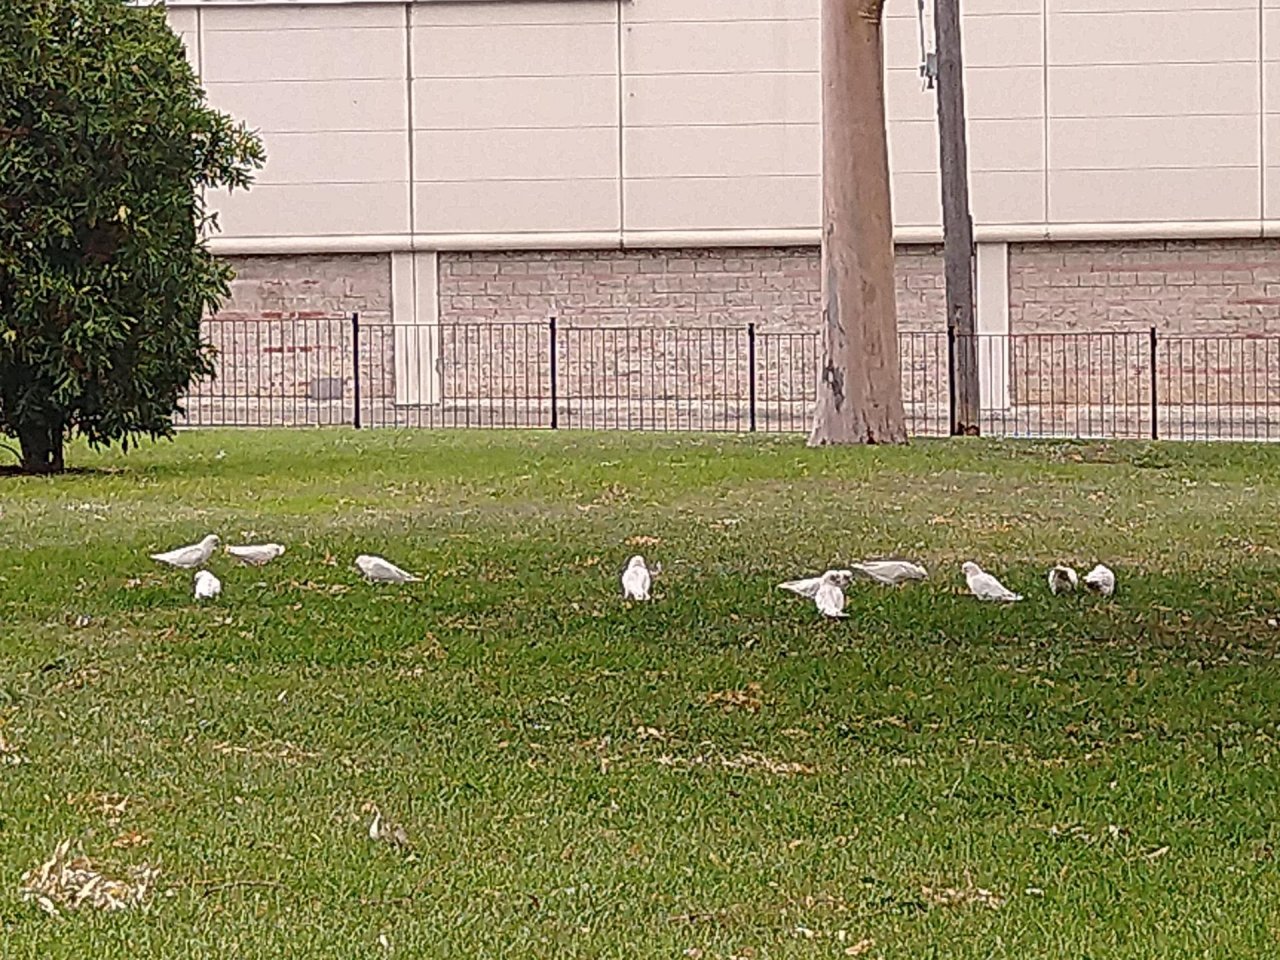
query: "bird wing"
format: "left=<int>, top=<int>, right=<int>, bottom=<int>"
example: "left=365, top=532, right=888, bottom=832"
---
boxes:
left=380, top=559, right=418, bottom=582
left=854, top=561, right=926, bottom=584
left=973, top=573, right=1018, bottom=601
left=815, top=582, right=847, bottom=618
left=229, top=544, right=277, bottom=564
left=154, top=544, right=200, bottom=566
left=850, top=563, right=893, bottom=584
left=778, top=576, right=822, bottom=599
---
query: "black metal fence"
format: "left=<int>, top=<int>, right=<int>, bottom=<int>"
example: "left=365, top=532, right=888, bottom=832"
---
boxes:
left=179, top=314, right=1280, bottom=441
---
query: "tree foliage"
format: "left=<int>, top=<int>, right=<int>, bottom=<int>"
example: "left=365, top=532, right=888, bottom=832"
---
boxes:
left=0, top=0, right=264, bottom=472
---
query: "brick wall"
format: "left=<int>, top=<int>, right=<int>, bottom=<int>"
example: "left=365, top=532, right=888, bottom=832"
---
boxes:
left=192, top=241, right=1280, bottom=430
left=436, top=246, right=947, bottom=425
left=1009, top=240, right=1280, bottom=335
left=188, top=254, right=392, bottom=424
left=438, top=245, right=944, bottom=333
left=1009, top=240, right=1280, bottom=407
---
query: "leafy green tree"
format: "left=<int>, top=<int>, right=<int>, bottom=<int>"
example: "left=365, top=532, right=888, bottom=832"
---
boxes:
left=0, top=0, right=263, bottom=473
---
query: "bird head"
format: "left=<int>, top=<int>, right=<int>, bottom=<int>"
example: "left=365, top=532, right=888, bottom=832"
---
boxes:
left=204, top=534, right=221, bottom=548
left=825, top=569, right=853, bottom=586
left=962, top=561, right=981, bottom=577
left=627, top=555, right=646, bottom=570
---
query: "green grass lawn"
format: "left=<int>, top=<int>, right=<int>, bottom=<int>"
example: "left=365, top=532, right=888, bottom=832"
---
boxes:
left=3, top=430, right=1280, bottom=958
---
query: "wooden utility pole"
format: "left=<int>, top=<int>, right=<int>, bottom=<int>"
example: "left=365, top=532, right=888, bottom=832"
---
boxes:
left=934, top=0, right=980, bottom=435
left=809, top=0, right=907, bottom=446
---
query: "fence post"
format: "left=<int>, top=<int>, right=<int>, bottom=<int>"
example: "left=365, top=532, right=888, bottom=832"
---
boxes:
left=351, top=312, right=362, bottom=429
left=747, top=322, right=758, bottom=432
left=1148, top=325, right=1158, bottom=440
left=549, top=315, right=559, bottom=429
left=946, top=325, right=958, bottom=436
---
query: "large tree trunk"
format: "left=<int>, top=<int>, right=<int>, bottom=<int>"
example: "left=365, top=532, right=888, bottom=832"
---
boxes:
left=18, top=421, right=65, bottom=474
left=809, top=0, right=907, bottom=446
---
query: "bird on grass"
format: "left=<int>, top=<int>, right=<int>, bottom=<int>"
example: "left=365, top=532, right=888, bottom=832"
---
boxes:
left=355, top=555, right=420, bottom=583
left=151, top=534, right=219, bottom=569
left=194, top=570, right=221, bottom=600
left=963, top=562, right=1022, bottom=602
left=1048, top=565, right=1079, bottom=595
left=1083, top=564, right=1116, bottom=597
left=851, top=560, right=928, bottom=585
left=621, top=555, right=652, bottom=601
left=779, top=569, right=853, bottom=619
left=366, top=805, right=410, bottom=849
left=226, top=543, right=286, bottom=566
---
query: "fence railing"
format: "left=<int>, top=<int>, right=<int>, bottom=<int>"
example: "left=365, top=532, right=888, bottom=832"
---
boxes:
left=178, top=314, right=1280, bottom=441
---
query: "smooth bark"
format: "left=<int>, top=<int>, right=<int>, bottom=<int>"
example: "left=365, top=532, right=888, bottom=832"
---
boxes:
left=809, top=0, right=908, bottom=446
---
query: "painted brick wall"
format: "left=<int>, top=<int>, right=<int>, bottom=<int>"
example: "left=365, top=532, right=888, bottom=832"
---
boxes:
left=189, top=254, right=393, bottom=424
left=193, top=241, right=1280, bottom=429
left=436, top=246, right=947, bottom=426
left=1008, top=240, right=1280, bottom=407
left=1009, top=240, right=1280, bottom=335
left=438, top=245, right=945, bottom=333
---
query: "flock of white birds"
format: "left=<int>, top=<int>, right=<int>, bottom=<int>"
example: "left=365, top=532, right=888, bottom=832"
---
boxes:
left=149, top=533, right=421, bottom=596
left=150, top=534, right=1115, bottom=621
left=624, top=553, right=1114, bottom=619
left=771, top=558, right=1115, bottom=618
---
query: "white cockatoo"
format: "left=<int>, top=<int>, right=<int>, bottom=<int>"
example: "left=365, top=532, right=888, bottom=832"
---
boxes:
left=367, top=806, right=410, bottom=848
left=355, top=555, right=420, bottom=583
left=1083, top=564, right=1116, bottom=597
left=851, top=560, right=928, bottom=585
left=779, top=569, right=852, bottom=619
left=963, top=561, right=1023, bottom=602
left=193, top=570, right=221, bottom=600
left=621, top=555, right=652, bottom=601
left=151, top=534, right=220, bottom=569
left=1048, top=565, right=1079, bottom=595
left=226, top=543, right=286, bottom=566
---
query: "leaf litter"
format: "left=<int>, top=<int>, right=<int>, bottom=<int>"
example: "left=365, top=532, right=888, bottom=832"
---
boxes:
left=19, top=839, right=160, bottom=917
left=703, top=683, right=765, bottom=713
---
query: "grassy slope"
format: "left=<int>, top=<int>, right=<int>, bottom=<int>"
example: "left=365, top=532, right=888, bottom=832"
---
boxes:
left=2, top=430, right=1280, bottom=958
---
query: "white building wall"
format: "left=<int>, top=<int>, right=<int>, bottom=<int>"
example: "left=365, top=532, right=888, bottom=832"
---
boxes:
left=162, top=0, right=1275, bottom=249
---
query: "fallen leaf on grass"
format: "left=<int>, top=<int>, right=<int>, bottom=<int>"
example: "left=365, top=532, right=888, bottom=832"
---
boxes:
left=111, top=831, right=150, bottom=850
left=0, top=724, right=27, bottom=766
left=212, top=740, right=320, bottom=764
left=66, top=792, right=130, bottom=826
left=845, top=939, right=876, bottom=957
left=921, top=882, right=1005, bottom=910
left=123, top=576, right=164, bottom=590
left=703, top=683, right=764, bottom=713
left=626, top=535, right=662, bottom=547
left=657, top=751, right=816, bottom=777
left=19, top=839, right=160, bottom=917
left=289, top=580, right=350, bottom=596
